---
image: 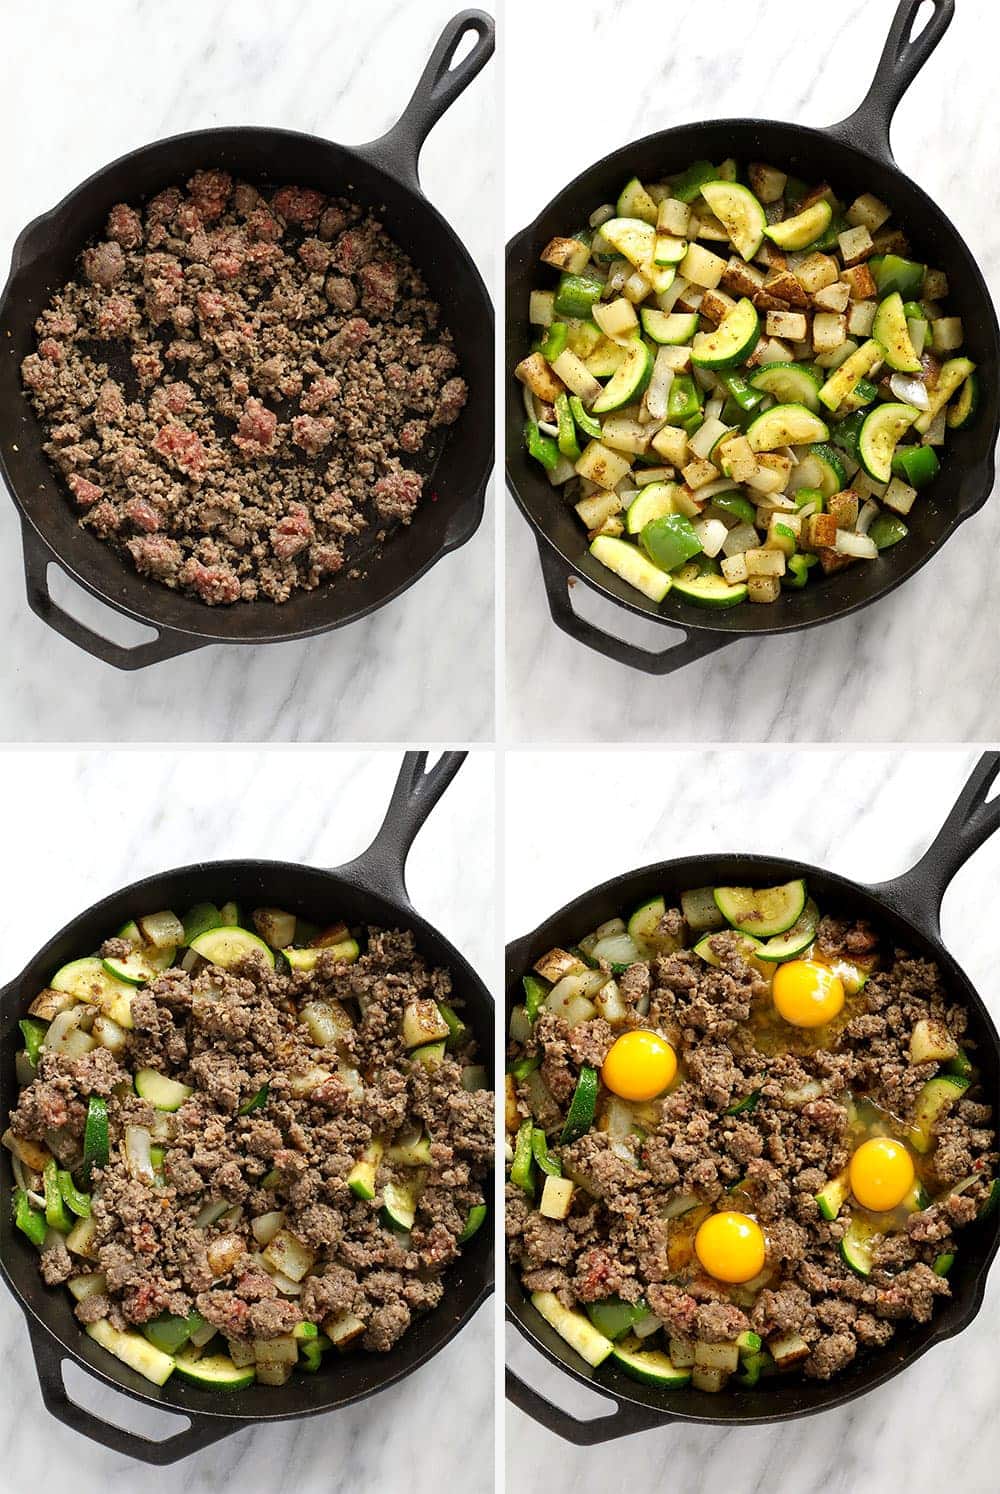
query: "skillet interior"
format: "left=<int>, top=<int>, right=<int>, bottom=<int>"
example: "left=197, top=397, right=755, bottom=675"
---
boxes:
left=0, top=126, right=494, bottom=647
left=0, top=858, right=494, bottom=1425
left=506, top=851, right=1000, bottom=1426
left=506, top=119, right=1000, bottom=640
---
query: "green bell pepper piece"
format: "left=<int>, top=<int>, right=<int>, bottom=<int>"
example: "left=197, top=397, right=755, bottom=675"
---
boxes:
left=458, top=1203, right=488, bottom=1244
left=531, top=1127, right=562, bottom=1177
left=554, top=392, right=581, bottom=462
left=82, top=1095, right=109, bottom=1181
left=712, top=491, right=757, bottom=526
left=868, top=513, right=909, bottom=550
left=14, top=1189, right=47, bottom=1248
left=667, top=374, right=701, bottom=424
left=438, top=1002, right=469, bottom=1050
left=237, top=1083, right=269, bottom=1116
left=794, top=486, right=825, bottom=512
left=511, top=1120, right=535, bottom=1197
left=830, top=410, right=867, bottom=461
left=524, top=420, right=559, bottom=473
left=902, top=300, right=926, bottom=323
left=569, top=394, right=602, bottom=441
left=143, top=1310, right=205, bottom=1355
left=554, top=271, right=604, bottom=319
left=717, top=370, right=765, bottom=413
left=670, top=160, right=716, bottom=203
left=182, top=902, right=221, bottom=944
left=539, top=322, right=568, bottom=362
left=507, top=1053, right=541, bottom=1080
left=869, top=254, right=925, bottom=300
left=43, top=1159, right=72, bottom=1233
left=785, top=553, right=818, bottom=588
left=298, top=1333, right=331, bottom=1372
left=891, top=444, right=939, bottom=488
left=522, top=974, right=549, bottom=1022
left=932, top=1251, right=955, bottom=1277
left=57, top=1169, right=91, bottom=1219
left=640, top=514, right=702, bottom=573
left=19, top=1018, right=48, bottom=1067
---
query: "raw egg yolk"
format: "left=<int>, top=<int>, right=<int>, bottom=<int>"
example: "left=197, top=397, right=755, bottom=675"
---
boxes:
left=694, top=1211, right=766, bottom=1284
left=772, top=960, right=845, bottom=1028
left=601, top=1030, right=677, bottom=1101
left=849, top=1137, right=915, bottom=1212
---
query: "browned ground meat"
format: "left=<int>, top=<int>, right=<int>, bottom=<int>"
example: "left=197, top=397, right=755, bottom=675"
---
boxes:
left=21, top=172, right=469, bottom=605
left=12, top=925, right=492, bottom=1362
left=507, top=910, right=996, bottom=1384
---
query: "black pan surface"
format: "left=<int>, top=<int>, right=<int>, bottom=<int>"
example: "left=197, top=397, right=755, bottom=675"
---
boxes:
left=0, top=754, right=494, bottom=1464
left=0, top=12, right=495, bottom=670
left=506, top=755, right=1000, bottom=1441
left=505, top=0, right=999, bottom=675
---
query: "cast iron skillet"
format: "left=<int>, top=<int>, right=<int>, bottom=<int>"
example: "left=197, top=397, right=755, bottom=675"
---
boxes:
left=506, top=753, right=1000, bottom=1441
left=0, top=752, right=493, bottom=1464
left=505, top=0, right=999, bottom=676
left=0, top=11, right=494, bottom=671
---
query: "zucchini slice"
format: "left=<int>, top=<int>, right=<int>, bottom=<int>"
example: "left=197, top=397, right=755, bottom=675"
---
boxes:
left=347, top=1139, right=384, bottom=1200
left=765, top=199, right=832, bottom=250
left=796, top=442, right=847, bottom=499
left=585, top=1297, right=647, bottom=1341
left=382, top=1178, right=421, bottom=1232
left=754, top=900, right=818, bottom=963
left=858, top=402, right=919, bottom=482
left=909, top=1075, right=970, bottom=1154
left=839, top=1215, right=877, bottom=1278
left=134, top=1068, right=193, bottom=1112
left=700, top=180, right=767, bottom=261
left=690, top=297, right=760, bottom=371
left=746, top=403, right=829, bottom=451
left=617, top=177, right=658, bottom=226
left=626, top=482, right=678, bottom=534
left=561, top=1065, right=599, bottom=1144
left=190, top=927, right=276, bottom=970
left=947, top=370, right=979, bottom=429
left=173, top=1350, right=256, bottom=1390
left=914, top=356, right=976, bottom=434
left=590, top=536, right=671, bottom=603
left=611, top=1344, right=692, bottom=1388
left=714, top=880, right=807, bottom=938
left=693, top=931, right=763, bottom=967
left=592, top=340, right=654, bottom=414
left=669, top=565, right=748, bottom=609
left=815, top=1167, right=850, bottom=1221
left=749, top=362, right=822, bottom=412
left=531, top=1290, right=614, bottom=1367
left=51, top=956, right=135, bottom=1029
left=600, top=217, right=676, bottom=293
left=85, top=1320, right=175, bottom=1386
left=817, top=339, right=883, bottom=413
left=627, top=895, right=666, bottom=950
left=872, top=292, right=922, bottom=373
left=639, top=309, right=699, bottom=345
left=103, top=945, right=174, bottom=987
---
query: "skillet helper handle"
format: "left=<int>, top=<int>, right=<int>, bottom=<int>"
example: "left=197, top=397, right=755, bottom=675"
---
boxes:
left=20, top=522, right=205, bottom=671
left=536, top=539, right=734, bottom=677
left=506, top=1364, right=669, bottom=1444
left=827, top=0, right=955, bottom=162
left=28, top=1333, right=240, bottom=1465
left=873, top=752, right=1000, bottom=935
left=355, top=10, right=495, bottom=193
left=339, top=751, right=466, bottom=907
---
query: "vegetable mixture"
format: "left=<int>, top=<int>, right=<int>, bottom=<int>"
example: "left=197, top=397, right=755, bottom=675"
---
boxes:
left=517, top=160, right=979, bottom=610
left=506, top=880, right=996, bottom=1392
left=6, top=902, right=492, bottom=1390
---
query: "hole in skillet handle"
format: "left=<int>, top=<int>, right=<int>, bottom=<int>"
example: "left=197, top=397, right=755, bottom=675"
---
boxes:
left=826, top=0, right=954, bottom=163
left=535, top=538, right=735, bottom=678
left=354, top=10, right=495, bottom=194
left=27, top=1330, right=241, bottom=1465
left=506, top=1319, right=668, bottom=1444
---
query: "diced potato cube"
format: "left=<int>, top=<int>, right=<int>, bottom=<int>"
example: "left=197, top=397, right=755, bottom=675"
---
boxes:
left=540, top=1176, right=576, bottom=1220
left=504, top=1073, right=519, bottom=1133
left=623, top=270, right=652, bottom=303
left=846, top=300, right=877, bottom=337
left=671, top=487, right=704, bottom=517
left=765, top=309, right=808, bottom=340
left=721, top=552, right=749, bottom=584
left=700, top=287, right=736, bottom=324
left=762, top=269, right=810, bottom=309
left=838, top=225, right=875, bottom=266
left=751, top=337, right=794, bottom=366
left=682, top=457, right=719, bottom=490
left=262, top=1229, right=316, bottom=1284
left=745, top=453, right=792, bottom=493
left=766, top=513, right=799, bottom=555
left=828, top=490, right=860, bottom=529
left=872, top=226, right=910, bottom=255
left=694, top=1341, right=740, bottom=1373
left=841, top=263, right=877, bottom=300
left=651, top=425, right=690, bottom=466
left=656, top=344, right=692, bottom=372
left=813, top=312, right=847, bottom=354
left=718, top=434, right=756, bottom=482
left=745, top=548, right=785, bottom=577
left=679, top=242, right=726, bottom=289
left=675, top=283, right=705, bottom=313
left=589, top=515, right=624, bottom=540
left=803, top=513, right=838, bottom=550
left=909, top=1018, right=959, bottom=1064
left=658, top=197, right=691, bottom=236
left=592, top=297, right=639, bottom=343
left=541, top=237, right=591, bottom=274
left=748, top=162, right=787, bottom=203
left=576, top=491, right=622, bottom=530
left=754, top=242, right=787, bottom=270
left=882, top=477, right=917, bottom=516
left=534, top=947, right=587, bottom=983
left=515, top=352, right=563, bottom=403
left=720, top=257, right=765, bottom=297
left=601, top=418, right=650, bottom=455
left=795, top=252, right=840, bottom=294
left=922, top=267, right=949, bottom=299
left=575, top=440, right=632, bottom=491
left=748, top=575, right=781, bottom=603
left=528, top=289, right=555, bottom=327
left=931, top=317, right=964, bottom=353
left=769, top=1331, right=810, bottom=1367
left=813, top=281, right=851, bottom=313
left=402, top=999, right=450, bottom=1048
left=845, top=192, right=891, bottom=232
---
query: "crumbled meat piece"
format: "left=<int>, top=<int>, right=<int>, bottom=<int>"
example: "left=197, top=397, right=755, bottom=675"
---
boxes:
left=83, top=241, right=125, bottom=288
left=372, top=467, right=422, bottom=523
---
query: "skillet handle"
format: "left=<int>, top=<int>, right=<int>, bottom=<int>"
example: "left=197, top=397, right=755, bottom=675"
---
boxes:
left=871, top=752, right=1000, bottom=935
left=20, top=522, right=205, bottom=671
left=826, top=0, right=954, bottom=163
left=506, top=1365, right=668, bottom=1444
left=28, top=1332, right=241, bottom=1465
left=338, top=751, right=466, bottom=906
left=354, top=11, right=495, bottom=193
left=536, top=539, right=734, bottom=677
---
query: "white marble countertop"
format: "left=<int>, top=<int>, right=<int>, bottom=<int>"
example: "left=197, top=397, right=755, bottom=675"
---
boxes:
left=0, top=0, right=495, bottom=743
left=505, top=747, right=1000, bottom=1492
left=0, top=749, right=494, bottom=1489
left=505, top=0, right=1000, bottom=743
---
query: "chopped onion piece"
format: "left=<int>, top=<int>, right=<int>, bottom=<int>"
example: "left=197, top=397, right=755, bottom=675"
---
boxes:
left=834, top=530, right=878, bottom=559
left=856, top=499, right=880, bottom=535
left=194, top=1198, right=230, bottom=1229
left=692, top=517, right=728, bottom=558
left=922, top=410, right=946, bottom=446
left=124, top=1125, right=155, bottom=1183
left=644, top=350, right=675, bottom=422
left=589, top=202, right=616, bottom=229
left=889, top=372, right=929, bottom=409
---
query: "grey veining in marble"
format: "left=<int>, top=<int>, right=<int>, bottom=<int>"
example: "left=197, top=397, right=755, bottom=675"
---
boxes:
left=0, top=0, right=495, bottom=744
left=505, top=0, right=1000, bottom=744
left=505, top=747, right=1000, bottom=1492
left=0, top=749, right=494, bottom=1489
